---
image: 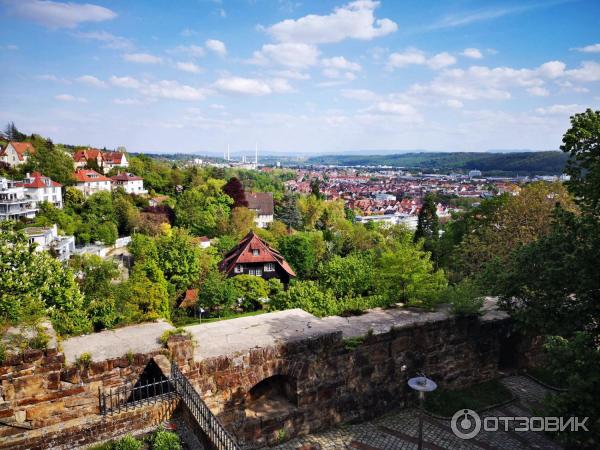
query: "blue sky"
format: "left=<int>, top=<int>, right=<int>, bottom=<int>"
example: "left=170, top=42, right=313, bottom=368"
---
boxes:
left=0, top=0, right=599, bottom=155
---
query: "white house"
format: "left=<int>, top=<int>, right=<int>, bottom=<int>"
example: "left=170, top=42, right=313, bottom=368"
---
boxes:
left=102, top=151, right=128, bottom=173
left=23, top=224, right=75, bottom=261
left=111, top=172, right=147, bottom=195
left=17, top=172, right=63, bottom=208
left=73, top=169, right=112, bottom=197
left=0, top=178, right=38, bottom=221
left=0, top=142, right=35, bottom=168
left=245, top=192, right=274, bottom=228
left=355, top=213, right=418, bottom=230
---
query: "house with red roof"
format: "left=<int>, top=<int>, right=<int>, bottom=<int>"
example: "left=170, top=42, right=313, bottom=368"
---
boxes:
left=73, top=169, right=112, bottom=197
left=245, top=192, right=274, bottom=228
left=72, top=147, right=128, bottom=174
left=219, top=231, right=296, bottom=284
left=16, top=172, right=63, bottom=208
left=0, top=142, right=36, bottom=168
left=111, top=172, right=147, bottom=195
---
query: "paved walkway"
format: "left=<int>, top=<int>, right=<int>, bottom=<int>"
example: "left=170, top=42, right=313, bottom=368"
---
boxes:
left=270, top=376, right=562, bottom=450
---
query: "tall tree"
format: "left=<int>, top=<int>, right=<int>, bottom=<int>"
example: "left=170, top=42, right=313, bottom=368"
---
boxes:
left=414, top=193, right=439, bottom=243
left=275, top=193, right=303, bottom=230
left=223, top=177, right=248, bottom=207
left=3, top=122, right=25, bottom=141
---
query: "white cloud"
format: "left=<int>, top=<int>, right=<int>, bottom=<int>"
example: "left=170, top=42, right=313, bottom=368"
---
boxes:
left=123, top=53, right=163, bottom=64
left=140, top=80, right=211, bottom=101
left=462, top=48, right=483, bottom=59
left=368, top=101, right=418, bottom=116
left=113, top=98, right=142, bottom=105
left=388, top=49, right=426, bottom=68
left=213, top=76, right=293, bottom=96
left=566, top=61, right=600, bottom=82
left=55, top=94, right=86, bottom=102
left=36, top=74, right=71, bottom=84
left=250, top=43, right=319, bottom=69
left=176, top=61, right=203, bottom=73
left=7, top=0, right=116, bottom=29
left=446, top=99, right=464, bottom=108
left=205, top=39, right=227, bottom=56
left=427, top=52, right=457, bottom=70
left=536, top=104, right=586, bottom=115
left=428, top=3, right=550, bottom=30
left=341, top=88, right=379, bottom=101
left=574, top=43, right=600, bottom=53
left=272, top=70, right=311, bottom=80
left=537, top=60, right=566, bottom=78
left=321, top=56, right=361, bottom=71
left=76, top=75, right=106, bottom=88
left=322, top=68, right=356, bottom=80
left=74, top=31, right=133, bottom=50
left=110, top=76, right=141, bottom=89
left=265, top=0, right=397, bottom=44
left=388, top=49, right=456, bottom=70
left=168, top=44, right=205, bottom=58
left=527, top=86, right=549, bottom=97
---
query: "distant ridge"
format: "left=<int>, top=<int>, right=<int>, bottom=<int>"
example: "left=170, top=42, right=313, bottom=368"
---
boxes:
left=306, top=151, right=568, bottom=176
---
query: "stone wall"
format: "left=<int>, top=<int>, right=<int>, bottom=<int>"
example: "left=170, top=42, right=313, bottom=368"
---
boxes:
left=185, top=314, right=511, bottom=448
left=0, top=347, right=166, bottom=449
left=0, top=312, right=517, bottom=449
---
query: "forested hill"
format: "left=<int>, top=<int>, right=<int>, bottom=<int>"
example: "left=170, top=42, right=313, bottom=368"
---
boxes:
left=306, top=151, right=568, bottom=175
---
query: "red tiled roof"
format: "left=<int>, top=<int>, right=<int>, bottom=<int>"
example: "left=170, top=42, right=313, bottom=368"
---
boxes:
left=73, top=169, right=112, bottom=183
left=16, top=172, right=61, bottom=188
left=219, top=231, right=295, bottom=277
left=73, top=148, right=103, bottom=162
left=2, top=142, right=36, bottom=161
left=103, top=152, right=124, bottom=164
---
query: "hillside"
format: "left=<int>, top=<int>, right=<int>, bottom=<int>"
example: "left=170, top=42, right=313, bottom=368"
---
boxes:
left=306, top=151, right=568, bottom=175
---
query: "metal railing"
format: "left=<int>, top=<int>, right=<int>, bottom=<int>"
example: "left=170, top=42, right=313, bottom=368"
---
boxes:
left=171, top=362, right=241, bottom=450
left=99, top=378, right=175, bottom=415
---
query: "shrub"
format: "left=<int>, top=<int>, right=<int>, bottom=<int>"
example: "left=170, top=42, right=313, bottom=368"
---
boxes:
left=159, top=327, right=190, bottom=346
left=113, top=434, right=143, bottom=450
left=447, top=278, right=484, bottom=317
left=75, top=352, right=92, bottom=369
left=151, top=427, right=181, bottom=450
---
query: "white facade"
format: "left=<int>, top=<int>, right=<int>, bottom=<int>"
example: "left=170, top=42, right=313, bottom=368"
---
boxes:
left=0, top=178, right=38, bottom=221
left=111, top=173, right=147, bottom=195
left=19, top=173, right=63, bottom=209
left=0, top=142, right=34, bottom=168
left=73, top=170, right=113, bottom=198
left=23, top=224, right=75, bottom=261
left=254, top=214, right=274, bottom=229
left=355, top=213, right=418, bottom=230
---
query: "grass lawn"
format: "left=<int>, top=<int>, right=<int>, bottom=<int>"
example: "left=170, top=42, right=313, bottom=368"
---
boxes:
left=424, top=380, right=514, bottom=417
left=173, top=309, right=267, bottom=327
left=526, top=366, right=567, bottom=389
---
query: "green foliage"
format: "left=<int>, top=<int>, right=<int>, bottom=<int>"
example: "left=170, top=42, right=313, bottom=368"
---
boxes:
left=278, top=232, right=325, bottom=278
left=75, top=352, right=92, bottom=369
left=275, top=193, right=302, bottom=230
left=120, top=262, right=171, bottom=322
left=113, top=434, right=143, bottom=450
left=175, top=179, right=232, bottom=236
left=0, top=223, right=91, bottom=335
left=414, top=193, right=439, bottom=243
left=318, top=252, right=375, bottom=298
left=424, top=380, right=513, bottom=417
left=377, top=236, right=447, bottom=309
left=447, top=278, right=484, bottom=317
left=271, top=280, right=336, bottom=317
left=197, top=269, right=238, bottom=313
left=159, top=327, right=190, bottom=346
left=307, top=151, right=569, bottom=176
left=232, top=275, right=269, bottom=310
left=27, top=138, right=75, bottom=185
left=156, top=228, right=201, bottom=291
left=561, top=108, right=600, bottom=217
left=151, top=428, right=181, bottom=450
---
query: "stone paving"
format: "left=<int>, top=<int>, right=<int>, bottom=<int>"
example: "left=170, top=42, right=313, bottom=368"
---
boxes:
left=270, top=375, right=562, bottom=450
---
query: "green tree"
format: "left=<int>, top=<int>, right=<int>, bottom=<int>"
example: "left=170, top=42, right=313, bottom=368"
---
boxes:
left=414, top=193, right=439, bottom=249
left=318, top=253, right=375, bottom=298
left=232, top=275, right=269, bottom=311
left=278, top=232, right=325, bottom=278
left=175, top=179, right=233, bottom=236
left=121, top=262, right=170, bottom=322
left=561, top=108, right=600, bottom=216
left=197, top=269, right=238, bottom=314
left=92, top=222, right=118, bottom=245
left=275, top=193, right=303, bottom=230
left=156, top=228, right=201, bottom=291
left=28, top=138, right=74, bottom=185
left=377, top=235, right=447, bottom=308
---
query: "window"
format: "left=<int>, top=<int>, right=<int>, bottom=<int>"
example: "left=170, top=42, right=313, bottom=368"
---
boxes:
left=249, top=268, right=262, bottom=276
left=264, top=263, right=275, bottom=272
left=252, top=249, right=260, bottom=256
left=234, top=265, right=244, bottom=273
